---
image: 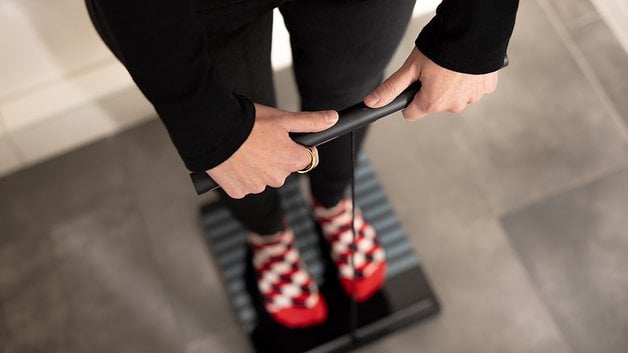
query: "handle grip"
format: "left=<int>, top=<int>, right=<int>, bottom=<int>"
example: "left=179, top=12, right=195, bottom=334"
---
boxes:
left=189, top=82, right=420, bottom=195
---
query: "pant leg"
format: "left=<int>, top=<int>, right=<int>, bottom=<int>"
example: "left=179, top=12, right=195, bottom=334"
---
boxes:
left=87, top=0, right=283, bottom=234
left=280, top=0, right=416, bottom=208
left=207, top=12, right=287, bottom=235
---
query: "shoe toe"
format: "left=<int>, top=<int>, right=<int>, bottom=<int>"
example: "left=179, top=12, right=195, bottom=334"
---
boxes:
left=340, top=261, right=386, bottom=302
left=273, top=296, right=328, bottom=328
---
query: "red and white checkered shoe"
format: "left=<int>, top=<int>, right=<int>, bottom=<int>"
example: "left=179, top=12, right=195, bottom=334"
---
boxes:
left=313, top=198, right=386, bottom=302
left=249, top=228, right=327, bottom=328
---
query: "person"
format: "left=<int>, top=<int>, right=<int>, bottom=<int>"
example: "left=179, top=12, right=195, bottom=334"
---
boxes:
left=86, top=0, right=519, bottom=328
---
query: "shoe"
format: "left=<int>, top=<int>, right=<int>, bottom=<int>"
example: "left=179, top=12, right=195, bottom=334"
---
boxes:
left=248, top=228, right=327, bottom=328
left=313, top=198, right=386, bottom=302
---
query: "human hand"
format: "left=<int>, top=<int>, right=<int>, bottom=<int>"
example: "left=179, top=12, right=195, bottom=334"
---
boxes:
left=364, top=47, right=498, bottom=121
left=207, top=104, right=338, bottom=199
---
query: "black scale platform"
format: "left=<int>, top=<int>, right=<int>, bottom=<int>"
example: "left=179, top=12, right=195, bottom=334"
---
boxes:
left=200, top=154, right=440, bottom=353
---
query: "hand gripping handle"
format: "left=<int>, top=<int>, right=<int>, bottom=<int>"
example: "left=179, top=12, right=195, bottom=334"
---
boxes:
left=189, top=82, right=421, bottom=195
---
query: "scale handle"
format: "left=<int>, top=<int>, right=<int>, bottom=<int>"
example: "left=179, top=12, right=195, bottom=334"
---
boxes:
left=189, top=82, right=420, bottom=195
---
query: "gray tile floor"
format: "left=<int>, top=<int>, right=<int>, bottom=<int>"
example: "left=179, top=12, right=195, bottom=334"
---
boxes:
left=1, top=0, right=627, bottom=352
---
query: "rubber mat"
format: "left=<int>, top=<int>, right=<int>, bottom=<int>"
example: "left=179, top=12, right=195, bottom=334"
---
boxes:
left=200, top=154, right=439, bottom=353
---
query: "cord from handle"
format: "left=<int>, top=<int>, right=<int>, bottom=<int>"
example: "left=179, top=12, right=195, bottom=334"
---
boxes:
left=349, top=130, right=358, bottom=339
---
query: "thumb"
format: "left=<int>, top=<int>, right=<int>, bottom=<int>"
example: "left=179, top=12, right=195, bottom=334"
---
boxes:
left=364, top=65, right=417, bottom=109
left=283, top=110, right=339, bottom=133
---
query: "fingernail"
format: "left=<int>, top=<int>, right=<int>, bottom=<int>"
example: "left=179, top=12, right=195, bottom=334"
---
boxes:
left=325, top=111, right=338, bottom=123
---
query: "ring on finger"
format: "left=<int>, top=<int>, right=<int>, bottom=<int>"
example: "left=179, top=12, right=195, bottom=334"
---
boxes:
left=297, top=146, right=319, bottom=174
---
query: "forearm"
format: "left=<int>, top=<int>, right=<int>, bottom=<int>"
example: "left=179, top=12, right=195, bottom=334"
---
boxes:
left=88, top=0, right=254, bottom=171
left=416, top=0, right=519, bottom=74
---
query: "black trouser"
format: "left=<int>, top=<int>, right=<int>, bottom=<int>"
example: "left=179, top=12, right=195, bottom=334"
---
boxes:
left=87, top=0, right=415, bottom=235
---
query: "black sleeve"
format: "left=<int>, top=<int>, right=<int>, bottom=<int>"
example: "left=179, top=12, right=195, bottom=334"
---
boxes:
left=89, top=0, right=254, bottom=172
left=416, top=0, right=519, bottom=74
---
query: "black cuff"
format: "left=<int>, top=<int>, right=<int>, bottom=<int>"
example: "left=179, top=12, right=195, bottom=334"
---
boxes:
left=415, top=30, right=508, bottom=75
left=161, top=93, right=256, bottom=172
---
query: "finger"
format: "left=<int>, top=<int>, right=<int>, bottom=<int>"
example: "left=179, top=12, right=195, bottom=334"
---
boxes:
left=291, top=145, right=317, bottom=173
left=364, top=67, right=417, bottom=108
left=283, top=110, right=338, bottom=133
left=402, top=92, right=431, bottom=121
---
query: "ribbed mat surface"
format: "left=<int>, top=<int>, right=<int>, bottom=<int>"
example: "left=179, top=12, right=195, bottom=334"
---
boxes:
left=201, top=154, right=431, bottom=334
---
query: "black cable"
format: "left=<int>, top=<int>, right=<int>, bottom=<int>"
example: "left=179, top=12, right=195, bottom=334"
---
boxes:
left=349, top=130, right=358, bottom=341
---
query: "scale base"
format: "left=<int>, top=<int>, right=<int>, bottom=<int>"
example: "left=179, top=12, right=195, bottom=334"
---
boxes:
left=200, top=154, right=439, bottom=353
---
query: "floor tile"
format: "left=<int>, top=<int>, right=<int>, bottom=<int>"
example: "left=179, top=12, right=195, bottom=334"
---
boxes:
left=0, top=228, right=55, bottom=304
left=114, top=121, right=239, bottom=341
left=0, top=248, right=70, bottom=353
left=9, top=102, right=119, bottom=165
left=589, top=0, right=628, bottom=54
left=51, top=198, right=183, bottom=353
left=445, top=0, right=628, bottom=214
left=0, top=134, right=21, bottom=178
left=365, top=112, right=494, bottom=227
left=94, top=86, right=156, bottom=130
left=186, top=325, right=254, bottom=353
left=366, top=104, right=572, bottom=352
left=364, top=16, right=493, bottom=228
left=569, top=16, right=628, bottom=126
left=502, top=166, right=628, bottom=353
left=0, top=138, right=128, bottom=233
left=0, top=131, right=185, bottom=352
left=546, top=0, right=598, bottom=28
left=383, top=215, right=572, bottom=353
left=0, top=0, right=111, bottom=98
left=274, top=66, right=300, bottom=112
left=2, top=61, right=131, bottom=133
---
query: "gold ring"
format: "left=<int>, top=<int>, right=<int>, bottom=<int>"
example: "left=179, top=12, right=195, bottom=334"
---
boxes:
left=297, top=146, right=319, bottom=174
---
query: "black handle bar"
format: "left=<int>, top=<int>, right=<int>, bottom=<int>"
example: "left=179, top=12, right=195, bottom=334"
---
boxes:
left=189, top=82, right=420, bottom=195
left=189, top=56, right=507, bottom=195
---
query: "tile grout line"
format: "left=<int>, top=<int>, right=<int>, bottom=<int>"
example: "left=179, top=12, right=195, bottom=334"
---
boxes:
left=0, top=56, right=121, bottom=105
left=493, top=220, right=579, bottom=353
left=134, top=209, right=192, bottom=353
left=566, top=11, right=601, bottom=31
left=589, top=0, right=628, bottom=55
left=0, top=109, right=26, bottom=165
left=111, top=143, right=190, bottom=353
left=449, top=128, right=502, bottom=219
left=537, top=0, right=628, bottom=142
left=500, top=158, right=628, bottom=218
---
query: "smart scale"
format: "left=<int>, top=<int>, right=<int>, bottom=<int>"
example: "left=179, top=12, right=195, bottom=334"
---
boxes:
left=195, top=83, right=440, bottom=352
left=200, top=153, right=439, bottom=353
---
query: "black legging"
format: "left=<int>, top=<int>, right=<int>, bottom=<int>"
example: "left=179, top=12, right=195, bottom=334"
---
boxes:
left=213, top=0, right=415, bottom=235
left=87, top=0, right=416, bottom=235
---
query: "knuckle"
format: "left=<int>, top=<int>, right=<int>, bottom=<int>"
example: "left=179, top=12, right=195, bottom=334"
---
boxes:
left=424, top=101, right=441, bottom=113
left=402, top=109, right=413, bottom=121
left=267, top=174, right=285, bottom=188
left=384, top=80, right=397, bottom=96
left=402, top=107, right=420, bottom=121
left=306, top=112, right=318, bottom=130
left=271, top=178, right=286, bottom=188
left=449, top=103, right=466, bottom=113
left=228, top=189, right=246, bottom=199
left=252, top=184, right=266, bottom=194
left=419, top=95, right=444, bottom=113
